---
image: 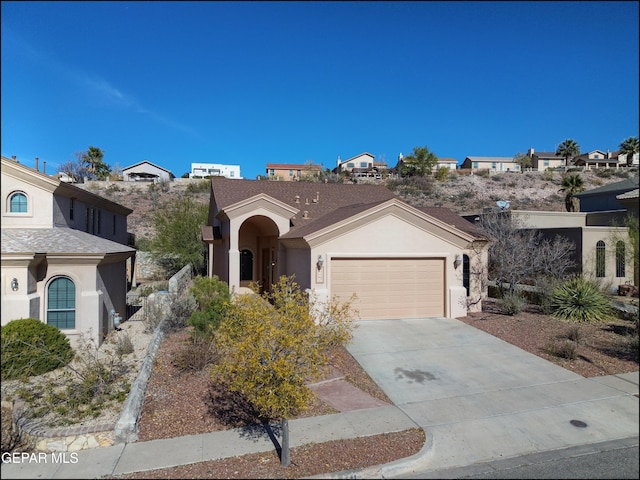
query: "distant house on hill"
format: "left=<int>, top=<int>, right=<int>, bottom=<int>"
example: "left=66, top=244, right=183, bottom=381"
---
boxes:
left=433, top=158, right=458, bottom=171
left=461, top=156, right=520, bottom=173
left=122, top=160, right=174, bottom=182
left=527, top=148, right=564, bottom=171
left=334, top=152, right=387, bottom=179
left=189, top=163, right=241, bottom=179
left=573, top=150, right=627, bottom=170
left=265, top=163, right=323, bottom=181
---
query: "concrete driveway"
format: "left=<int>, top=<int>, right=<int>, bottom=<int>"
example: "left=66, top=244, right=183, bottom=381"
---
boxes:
left=346, top=317, right=639, bottom=473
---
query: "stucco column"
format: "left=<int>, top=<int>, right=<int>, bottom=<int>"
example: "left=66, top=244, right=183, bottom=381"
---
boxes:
left=228, top=225, right=240, bottom=293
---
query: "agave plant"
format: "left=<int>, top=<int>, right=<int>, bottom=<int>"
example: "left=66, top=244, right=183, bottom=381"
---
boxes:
left=551, top=276, right=612, bottom=323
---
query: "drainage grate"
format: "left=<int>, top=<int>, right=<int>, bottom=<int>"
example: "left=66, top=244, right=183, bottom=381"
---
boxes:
left=570, top=419, right=588, bottom=428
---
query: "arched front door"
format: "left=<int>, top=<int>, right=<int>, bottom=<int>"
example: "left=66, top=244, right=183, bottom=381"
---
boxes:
left=240, top=249, right=254, bottom=283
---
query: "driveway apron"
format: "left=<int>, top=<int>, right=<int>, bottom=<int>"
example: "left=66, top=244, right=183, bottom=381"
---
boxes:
left=346, top=317, right=639, bottom=472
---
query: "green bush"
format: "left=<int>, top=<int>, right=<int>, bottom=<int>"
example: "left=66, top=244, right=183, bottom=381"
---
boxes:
left=188, top=275, right=231, bottom=336
left=551, top=276, right=613, bottom=323
left=1, top=318, right=74, bottom=380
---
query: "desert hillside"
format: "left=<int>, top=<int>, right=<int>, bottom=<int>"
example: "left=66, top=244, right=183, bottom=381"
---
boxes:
left=76, top=170, right=637, bottom=245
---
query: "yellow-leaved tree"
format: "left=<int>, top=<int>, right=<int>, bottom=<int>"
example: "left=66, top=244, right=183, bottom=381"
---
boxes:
left=211, top=275, right=356, bottom=466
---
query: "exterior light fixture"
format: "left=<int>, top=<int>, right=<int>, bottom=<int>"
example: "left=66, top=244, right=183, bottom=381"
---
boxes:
left=454, top=254, right=463, bottom=269
left=11, top=278, right=19, bottom=291
left=317, top=255, right=324, bottom=269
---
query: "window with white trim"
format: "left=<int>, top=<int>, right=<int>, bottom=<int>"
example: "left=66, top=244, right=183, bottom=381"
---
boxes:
left=47, top=277, right=76, bottom=329
left=9, top=192, right=28, bottom=213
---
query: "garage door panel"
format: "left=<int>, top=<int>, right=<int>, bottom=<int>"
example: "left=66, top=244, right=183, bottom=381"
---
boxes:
left=330, top=258, right=444, bottom=320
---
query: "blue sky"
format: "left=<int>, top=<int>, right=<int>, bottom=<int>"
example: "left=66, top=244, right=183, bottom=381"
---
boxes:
left=2, top=1, right=638, bottom=180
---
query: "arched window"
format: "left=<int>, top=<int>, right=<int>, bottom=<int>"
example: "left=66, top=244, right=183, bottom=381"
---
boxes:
left=47, top=277, right=76, bottom=329
left=9, top=192, right=27, bottom=213
left=616, top=241, right=626, bottom=278
left=463, top=254, right=470, bottom=296
left=240, top=249, right=253, bottom=282
left=596, top=241, right=606, bottom=278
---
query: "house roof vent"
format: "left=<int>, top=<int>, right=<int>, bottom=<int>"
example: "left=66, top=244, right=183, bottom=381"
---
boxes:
left=303, top=211, right=309, bottom=219
left=295, top=195, right=300, bottom=203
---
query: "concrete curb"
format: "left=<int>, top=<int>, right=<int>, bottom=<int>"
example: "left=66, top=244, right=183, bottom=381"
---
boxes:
left=305, top=427, right=434, bottom=479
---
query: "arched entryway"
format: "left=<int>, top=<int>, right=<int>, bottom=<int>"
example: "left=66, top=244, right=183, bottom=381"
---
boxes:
left=238, top=215, right=280, bottom=293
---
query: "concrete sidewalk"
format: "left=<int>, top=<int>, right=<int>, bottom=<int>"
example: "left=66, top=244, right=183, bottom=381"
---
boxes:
left=1, top=317, right=638, bottom=479
left=0, top=406, right=419, bottom=479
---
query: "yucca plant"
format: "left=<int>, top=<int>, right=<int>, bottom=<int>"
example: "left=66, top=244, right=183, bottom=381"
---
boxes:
left=551, top=276, right=612, bottom=323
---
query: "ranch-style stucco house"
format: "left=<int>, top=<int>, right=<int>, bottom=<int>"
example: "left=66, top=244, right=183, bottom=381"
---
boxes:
left=1, top=155, right=136, bottom=347
left=202, top=177, right=490, bottom=320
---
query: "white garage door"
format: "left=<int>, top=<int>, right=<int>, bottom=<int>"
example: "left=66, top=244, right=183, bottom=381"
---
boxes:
left=330, top=257, right=445, bottom=320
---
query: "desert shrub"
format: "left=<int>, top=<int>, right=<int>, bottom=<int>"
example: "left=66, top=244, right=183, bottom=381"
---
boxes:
left=114, top=333, right=135, bottom=356
left=546, top=339, right=577, bottom=360
left=551, top=276, right=613, bottom=323
left=188, top=275, right=231, bottom=337
left=186, top=180, right=211, bottom=194
left=613, top=169, right=630, bottom=178
left=497, top=292, right=526, bottom=315
left=434, top=167, right=449, bottom=182
left=1, top=319, right=74, bottom=380
left=165, top=293, right=198, bottom=332
left=595, top=169, right=613, bottom=178
left=142, top=298, right=165, bottom=333
left=564, top=324, right=583, bottom=343
left=173, top=334, right=219, bottom=372
left=542, top=171, right=554, bottom=181
left=15, top=334, right=130, bottom=426
left=533, top=277, right=562, bottom=315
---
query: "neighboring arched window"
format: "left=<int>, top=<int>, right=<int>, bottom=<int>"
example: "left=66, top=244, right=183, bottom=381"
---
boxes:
left=240, top=249, right=253, bottom=282
left=9, top=192, right=27, bottom=213
left=616, top=241, right=626, bottom=278
left=462, top=254, right=470, bottom=296
left=47, top=277, right=76, bottom=329
left=596, top=241, right=606, bottom=278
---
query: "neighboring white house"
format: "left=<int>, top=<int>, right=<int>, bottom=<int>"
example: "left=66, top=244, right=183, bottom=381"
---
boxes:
left=461, top=156, right=520, bottom=173
left=122, top=160, right=174, bottom=182
left=1, top=155, right=136, bottom=347
left=189, top=163, right=242, bottom=179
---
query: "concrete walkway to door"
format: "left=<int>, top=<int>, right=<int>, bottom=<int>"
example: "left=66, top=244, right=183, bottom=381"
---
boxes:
left=345, top=317, right=639, bottom=477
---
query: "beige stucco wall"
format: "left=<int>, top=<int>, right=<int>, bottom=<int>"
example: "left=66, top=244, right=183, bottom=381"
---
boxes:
left=1, top=172, right=55, bottom=228
left=582, top=227, right=634, bottom=290
left=306, top=214, right=469, bottom=319
left=1, top=258, right=129, bottom=348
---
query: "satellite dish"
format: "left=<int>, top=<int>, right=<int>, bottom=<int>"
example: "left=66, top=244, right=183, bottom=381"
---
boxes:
left=496, top=200, right=510, bottom=210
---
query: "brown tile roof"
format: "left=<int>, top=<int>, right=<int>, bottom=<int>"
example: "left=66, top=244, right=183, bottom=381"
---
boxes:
left=415, top=206, right=488, bottom=239
left=210, top=178, right=487, bottom=241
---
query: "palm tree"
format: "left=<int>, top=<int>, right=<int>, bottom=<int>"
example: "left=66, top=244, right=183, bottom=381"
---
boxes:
left=619, top=136, right=639, bottom=167
left=556, top=139, right=580, bottom=168
left=559, top=174, right=585, bottom=212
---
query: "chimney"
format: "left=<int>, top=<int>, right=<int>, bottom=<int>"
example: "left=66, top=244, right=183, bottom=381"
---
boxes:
left=336, top=155, right=341, bottom=166
left=35, top=157, right=39, bottom=171
left=528, top=147, right=534, bottom=157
